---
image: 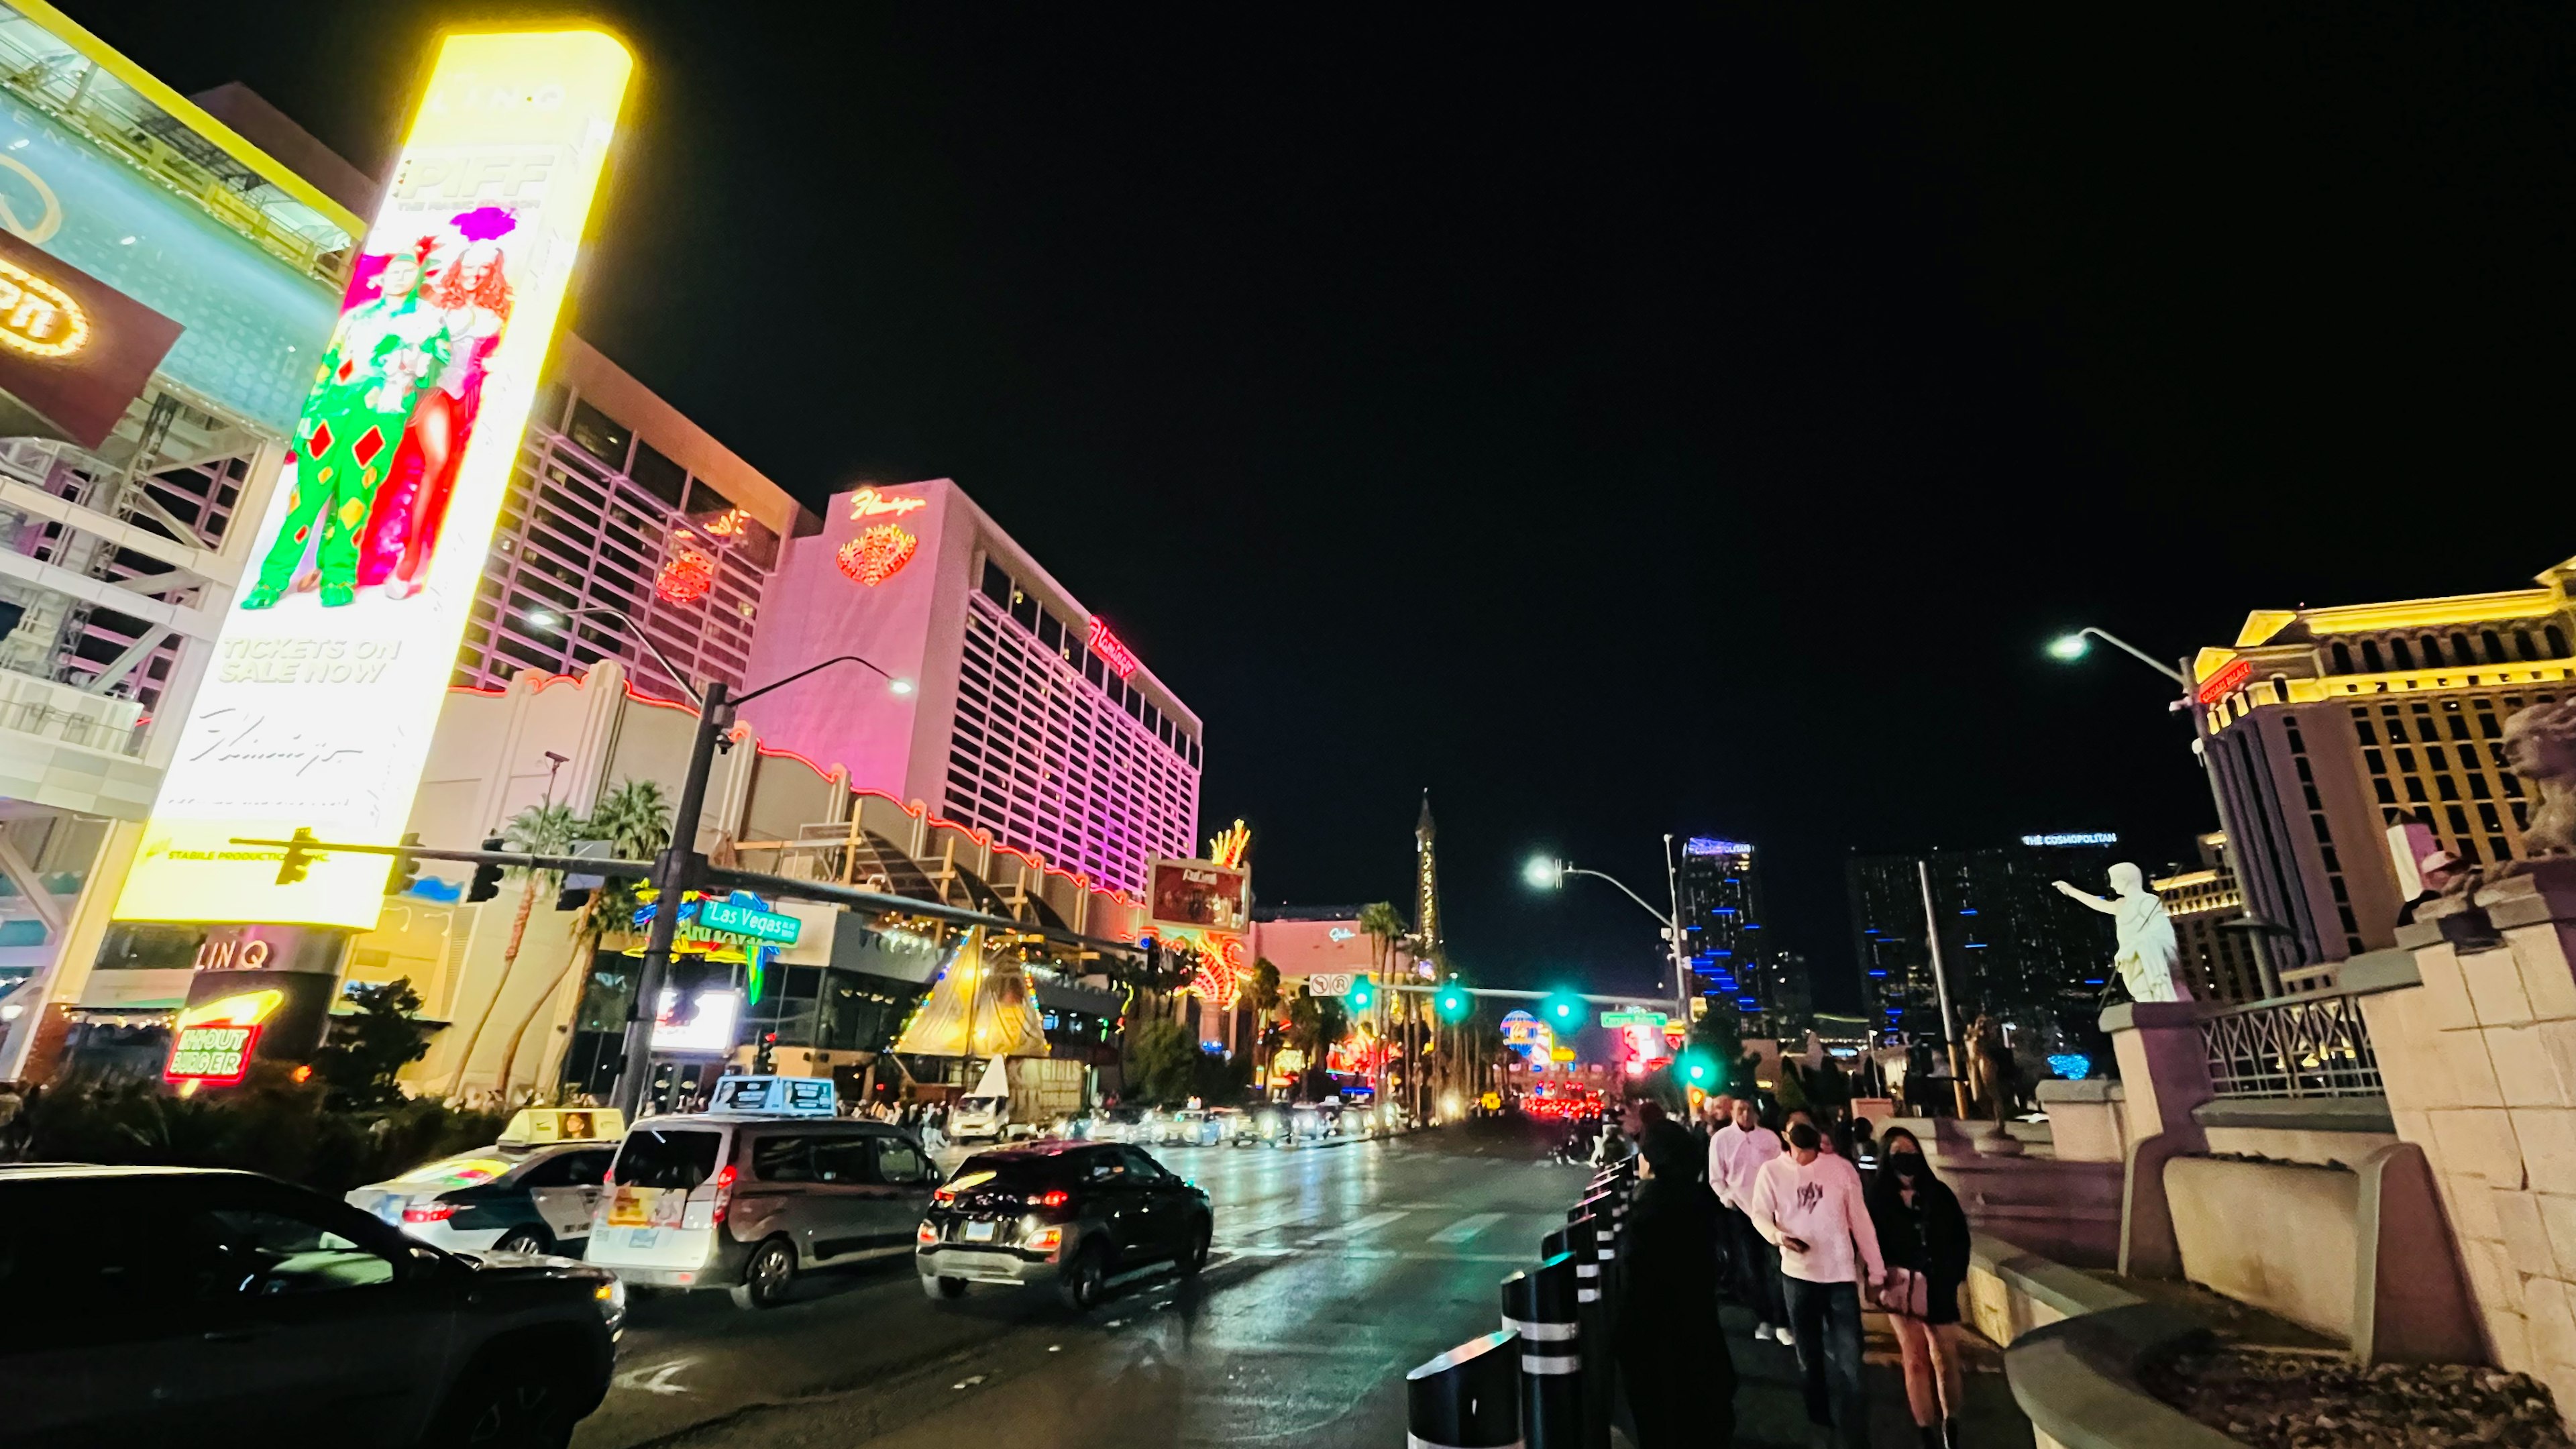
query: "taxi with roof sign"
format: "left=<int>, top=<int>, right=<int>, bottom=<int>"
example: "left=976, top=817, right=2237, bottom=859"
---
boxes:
left=345, top=1107, right=625, bottom=1257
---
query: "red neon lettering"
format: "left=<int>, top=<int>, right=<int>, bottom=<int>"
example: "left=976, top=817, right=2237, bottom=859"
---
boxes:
left=1087, top=617, right=1140, bottom=679
left=2196, top=657, right=2253, bottom=704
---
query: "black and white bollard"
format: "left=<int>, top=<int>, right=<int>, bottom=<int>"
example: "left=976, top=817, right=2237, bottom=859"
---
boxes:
left=1501, top=1253, right=1583, bottom=1449
left=1405, top=1328, right=1521, bottom=1449
left=1577, top=1190, right=1624, bottom=1256
left=1556, top=1214, right=1614, bottom=1449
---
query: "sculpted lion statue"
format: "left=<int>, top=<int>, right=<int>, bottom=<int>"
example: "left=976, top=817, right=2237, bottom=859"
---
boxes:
left=2504, top=700, right=2576, bottom=859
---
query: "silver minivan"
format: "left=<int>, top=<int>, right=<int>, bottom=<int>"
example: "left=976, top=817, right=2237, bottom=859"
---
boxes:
left=583, top=1115, right=937, bottom=1308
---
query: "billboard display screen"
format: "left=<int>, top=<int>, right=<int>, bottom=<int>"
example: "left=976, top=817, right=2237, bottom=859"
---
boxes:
left=114, top=32, right=632, bottom=929
left=1147, top=859, right=1250, bottom=934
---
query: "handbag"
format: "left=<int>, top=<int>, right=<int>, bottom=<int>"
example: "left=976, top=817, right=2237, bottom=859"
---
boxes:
left=1879, top=1265, right=1930, bottom=1318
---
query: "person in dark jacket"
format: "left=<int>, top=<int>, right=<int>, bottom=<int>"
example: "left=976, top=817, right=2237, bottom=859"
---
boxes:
left=1866, top=1126, right=1974, bottom=1448
left=1616, top=1119, right=1735, bottom=1447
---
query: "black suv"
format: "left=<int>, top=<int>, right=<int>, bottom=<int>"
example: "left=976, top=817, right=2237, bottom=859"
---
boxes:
left=0, top=1165, right=619, bottom=1448
left=916, top=1142, right=1211, bottom=1309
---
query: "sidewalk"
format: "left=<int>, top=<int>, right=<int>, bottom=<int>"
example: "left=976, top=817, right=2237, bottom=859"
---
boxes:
left=1718, top=1299, right=2030, bottom=1447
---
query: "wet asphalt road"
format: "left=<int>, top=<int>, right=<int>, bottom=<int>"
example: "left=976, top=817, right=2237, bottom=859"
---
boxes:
left=578, top=1119, right=1584, bottom=1449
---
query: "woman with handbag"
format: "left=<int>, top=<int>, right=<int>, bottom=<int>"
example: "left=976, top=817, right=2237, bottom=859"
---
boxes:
left=1866, top=1128, right=1974, bottom=1448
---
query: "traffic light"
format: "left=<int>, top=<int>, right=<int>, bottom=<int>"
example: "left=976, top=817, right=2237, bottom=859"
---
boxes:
left=1436, top=981, right=1469, bottom=1023
left=1678, top=1050, right=1715, bottom=1088
left=1348, top=975, right=1376, bottom=1012
left=1544, top=989, right=1583, bottom=1028
left=274, top=826, right=320, bottom=886
left=384, top=832, right=422, bottom=896
left=466, top=835, right=506, bottom=903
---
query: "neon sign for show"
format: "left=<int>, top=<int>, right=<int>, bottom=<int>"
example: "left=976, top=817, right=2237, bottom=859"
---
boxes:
left=0, top=257, right=84, bottom=358
left=113, top=30, right=633, bottom=930
left=1087, top=616, right=1140, bottom=679
left=847, top=486, right=927, bottom=520
left=2022, top=833, right=2118, bottom=847
left=1684, top=838, right=1753, bottom=857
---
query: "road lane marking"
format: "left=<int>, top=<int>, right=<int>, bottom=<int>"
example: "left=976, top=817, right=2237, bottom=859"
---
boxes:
left=1429, top=1212, right=1506, bottom=1244
left=614, top=1358, right=697, bottom=1397
left=1306, top=1209, right=1409, bottom=1241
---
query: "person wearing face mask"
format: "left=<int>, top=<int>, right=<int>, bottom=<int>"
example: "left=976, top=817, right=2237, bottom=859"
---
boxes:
left=1867, top=1127, right=1974, bottom=1448
left=1747, top=1116, right=1884, bottom=1449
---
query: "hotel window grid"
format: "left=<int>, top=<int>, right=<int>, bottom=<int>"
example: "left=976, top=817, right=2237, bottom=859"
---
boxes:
left=2352, top=692, right=2544, bottom=885
left=455, top=384, right=783, bottom=699
left=2281, top=718, right=2365, bottom=958
left=947, top=558, right=1200, bottom=892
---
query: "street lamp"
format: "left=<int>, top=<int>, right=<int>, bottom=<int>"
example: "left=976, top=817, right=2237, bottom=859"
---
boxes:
left=536, top=605, right=913, bottom=1117
left=1523, top=849, right=1691, bottom=1021
left=2048, top=624, right=2284, bottom=997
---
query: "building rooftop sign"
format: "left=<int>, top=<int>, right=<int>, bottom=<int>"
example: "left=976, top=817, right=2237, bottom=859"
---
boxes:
left=2021, top=833, right=2118, bottom=847
left=1684, top=838, right=1753, bottom=857
left=1087, top=616, right=1141, bottom=679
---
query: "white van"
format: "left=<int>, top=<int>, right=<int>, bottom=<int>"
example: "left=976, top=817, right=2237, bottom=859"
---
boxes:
left=582, top=1114, right=938, bottom=1308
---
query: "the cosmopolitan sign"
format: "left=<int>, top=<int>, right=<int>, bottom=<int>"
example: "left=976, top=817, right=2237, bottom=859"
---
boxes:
left=115, top=32, right=632, bottom=929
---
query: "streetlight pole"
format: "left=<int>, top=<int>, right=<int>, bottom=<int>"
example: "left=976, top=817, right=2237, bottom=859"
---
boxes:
left=601, top=647, right=910, bottom=1120
left=2051, top=625, right=2283, bottom=998
left=1546, top=859, right=1690, bottom=1022
left=1917, top=859, right=1972, bottom=1118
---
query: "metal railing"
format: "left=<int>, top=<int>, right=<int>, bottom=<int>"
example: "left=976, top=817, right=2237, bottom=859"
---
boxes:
left=2200, top=989, right=2383, bottom=1099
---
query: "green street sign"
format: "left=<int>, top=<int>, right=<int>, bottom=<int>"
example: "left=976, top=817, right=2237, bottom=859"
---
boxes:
left=698, top=898, right=801, bottom=946
left=1599, top=1010, right=1668, bottom=1028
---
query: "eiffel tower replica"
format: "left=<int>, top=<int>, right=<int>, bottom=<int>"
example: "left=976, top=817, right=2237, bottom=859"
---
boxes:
left=1415, top=789, right=1444, bottom=971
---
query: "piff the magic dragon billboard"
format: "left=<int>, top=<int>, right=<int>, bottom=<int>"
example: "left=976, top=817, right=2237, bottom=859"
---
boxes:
left=115, top=32, right=632, bottom=929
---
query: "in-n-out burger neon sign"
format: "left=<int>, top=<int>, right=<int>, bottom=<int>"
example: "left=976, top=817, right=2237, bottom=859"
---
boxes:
left=847, top=486, right=927, bottom=520
left=0, top=258, right=85, bottom=358
left=1088, top=617, right=1140, bottom=679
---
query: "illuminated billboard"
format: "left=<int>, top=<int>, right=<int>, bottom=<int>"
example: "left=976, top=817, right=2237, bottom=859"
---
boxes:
left=115, top=31, right=633, bottom=929
left=1147, top=858, right=1250, bottom=934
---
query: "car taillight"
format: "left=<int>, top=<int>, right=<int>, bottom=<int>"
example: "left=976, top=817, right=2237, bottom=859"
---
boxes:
left=917, top=1220, right=938, bottom=1245
left=711, top=1164, right=737, bottom=1225
left=402, top=1201, right=457, bottom=1224
left=1026, top=1226, right=1063, bottom=1252
left=932, top=1187, right=955, bottom=1205
left=1035, top=1189, right=1069, bottom=1209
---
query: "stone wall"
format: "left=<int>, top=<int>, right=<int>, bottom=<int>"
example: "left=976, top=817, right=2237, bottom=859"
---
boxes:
left=2362, top=861, right=2576, bottom=1410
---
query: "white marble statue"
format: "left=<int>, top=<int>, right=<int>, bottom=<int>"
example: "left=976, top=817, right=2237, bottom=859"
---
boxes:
left=2052, top=863, right=2191, bottom=1004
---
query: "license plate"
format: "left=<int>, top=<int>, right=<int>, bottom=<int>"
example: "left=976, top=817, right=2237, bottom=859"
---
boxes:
left=628, top=1228, right=659, bottom=1249
left=963, top=1220, right=997, bottom=1242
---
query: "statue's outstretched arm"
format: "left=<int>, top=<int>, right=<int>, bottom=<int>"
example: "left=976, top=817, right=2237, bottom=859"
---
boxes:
left=2051, top=880, right=2118, bottom=914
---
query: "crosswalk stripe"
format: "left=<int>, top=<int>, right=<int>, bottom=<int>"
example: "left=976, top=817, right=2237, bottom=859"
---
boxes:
left=1428, top=1212, right=1506, bottom=1244
left=1308, top=1209, right=1409, bottom=1240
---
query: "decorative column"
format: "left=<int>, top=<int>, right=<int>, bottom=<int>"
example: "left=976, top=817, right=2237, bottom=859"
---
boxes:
left=2102, top=1000, right=2213, bottom=1278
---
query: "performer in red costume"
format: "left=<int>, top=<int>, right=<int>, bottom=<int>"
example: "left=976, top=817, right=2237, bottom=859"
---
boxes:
left=361, top=205, right=517, bottom=597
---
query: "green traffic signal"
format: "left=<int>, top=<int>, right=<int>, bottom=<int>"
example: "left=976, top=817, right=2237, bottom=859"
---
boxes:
left=1349, top=975, right=1375, bottom=1011
left=1436, top=984, right=1469, bottom=1023
left=1544, top=990, right=1582, bottom=1026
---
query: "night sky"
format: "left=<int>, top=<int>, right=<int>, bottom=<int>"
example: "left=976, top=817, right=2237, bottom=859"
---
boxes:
left=85, top=5, right=2576, bottom=1008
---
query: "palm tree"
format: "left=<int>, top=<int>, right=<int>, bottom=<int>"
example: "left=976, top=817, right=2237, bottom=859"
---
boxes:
left=1244, top=957, right=1283, bottom=1088
left=494, top=780, right=674, bottom=1101
left=1356, top=901, right=1406, bottom=982
left=442, top=800, right=580, bottom=1097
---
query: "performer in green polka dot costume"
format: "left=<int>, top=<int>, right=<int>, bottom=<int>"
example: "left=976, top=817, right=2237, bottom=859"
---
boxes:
left=243, top=244, right=451, bottom=609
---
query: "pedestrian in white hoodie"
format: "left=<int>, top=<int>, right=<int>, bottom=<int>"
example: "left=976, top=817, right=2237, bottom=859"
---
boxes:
left=1709, top=1096, right=1787, bottom=1342
left=1748, top=1117, right=1885, bottom=1449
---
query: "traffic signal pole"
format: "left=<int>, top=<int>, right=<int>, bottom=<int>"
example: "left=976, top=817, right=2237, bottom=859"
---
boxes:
left=609, top=679, right=729, bottom=1119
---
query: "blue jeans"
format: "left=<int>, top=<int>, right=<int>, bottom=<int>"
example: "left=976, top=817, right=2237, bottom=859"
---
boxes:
left=1783, top=1276, right=1868, bottom=1448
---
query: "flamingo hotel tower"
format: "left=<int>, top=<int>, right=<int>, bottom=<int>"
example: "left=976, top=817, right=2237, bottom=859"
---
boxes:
left=738, top=479, right=1203, bottom=895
